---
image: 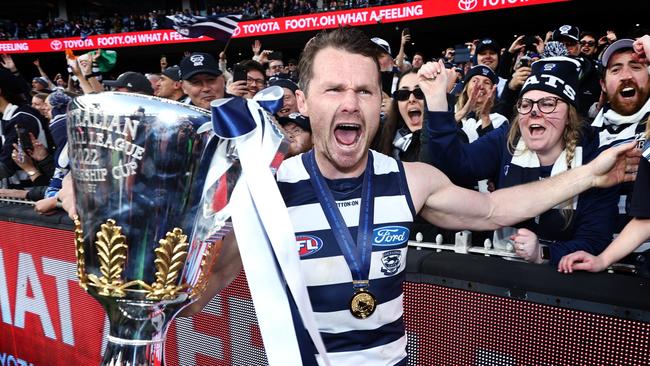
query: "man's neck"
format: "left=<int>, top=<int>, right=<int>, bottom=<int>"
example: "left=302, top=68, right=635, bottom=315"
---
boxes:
left=314, top=150, right=368, bottom=180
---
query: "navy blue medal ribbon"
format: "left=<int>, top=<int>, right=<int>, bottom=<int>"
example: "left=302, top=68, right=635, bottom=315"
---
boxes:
left=303, top=150, right=377, bottom=319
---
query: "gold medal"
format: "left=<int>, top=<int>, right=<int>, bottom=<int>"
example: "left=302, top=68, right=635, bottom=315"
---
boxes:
left=349, top=289, right=377, bottom=319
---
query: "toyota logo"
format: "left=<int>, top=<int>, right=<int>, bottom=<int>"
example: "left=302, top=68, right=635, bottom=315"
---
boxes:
left=232, top=26, right=241, bottom=37
left=50, top=40, right=63, bottom=51
left=458, top=0, right=478, bottom=11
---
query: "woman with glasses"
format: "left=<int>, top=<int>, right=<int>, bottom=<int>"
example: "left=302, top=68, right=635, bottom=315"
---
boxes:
left=421, top=56, right=618, bottom=266
left=454, top=65, right=508, bottom=144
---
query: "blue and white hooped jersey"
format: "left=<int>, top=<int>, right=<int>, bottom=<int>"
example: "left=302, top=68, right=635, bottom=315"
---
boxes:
left=276, top=150, right=416, bottom=365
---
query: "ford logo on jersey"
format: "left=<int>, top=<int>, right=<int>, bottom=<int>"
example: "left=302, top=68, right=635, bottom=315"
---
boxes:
left=373, top=226, right=410, bottom=246
left=297, top=235, right=323, bottom=257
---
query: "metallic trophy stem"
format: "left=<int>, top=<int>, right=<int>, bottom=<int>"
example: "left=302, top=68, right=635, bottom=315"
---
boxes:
left=94, top=289, right=189, bottom=366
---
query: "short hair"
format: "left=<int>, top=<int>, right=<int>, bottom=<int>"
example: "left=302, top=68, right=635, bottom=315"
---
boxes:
left=240, top=59, right=265, bottom=77
left=298, top=26, right=381, bottom=95
left=579, top=31, right=596, bottom=40
left=32, top=92, right=49, bottom=102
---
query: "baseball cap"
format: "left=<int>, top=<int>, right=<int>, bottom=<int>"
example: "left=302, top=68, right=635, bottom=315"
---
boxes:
left=600, top=39, right=635, bottom=68
left=277, top=112, right=310, bottom=132
left=552, top=25, right=580, bottom=42
left=103, top=71, right=153, bottom=95
left=179, top=52, right=222, bottom=80
left=371, top=37, right=392, bottom=56
left=161, top=66, right=181, bottom=81
left=269, top=77, right=299, bottom=94
left=476, top=38, right=500, bottom=54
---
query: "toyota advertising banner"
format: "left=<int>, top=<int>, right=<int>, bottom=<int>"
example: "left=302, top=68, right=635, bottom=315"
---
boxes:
left=0, top=0, right=569, bottom=54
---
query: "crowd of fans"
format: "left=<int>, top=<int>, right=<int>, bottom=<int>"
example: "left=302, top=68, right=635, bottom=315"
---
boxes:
left=0, top=14, right=648, bottom=278
left=0, top=0, right=401, bottom=40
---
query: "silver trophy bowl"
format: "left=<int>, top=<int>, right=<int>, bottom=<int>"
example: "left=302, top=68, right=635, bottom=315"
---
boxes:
left=67, top=92, right=227, bottom=365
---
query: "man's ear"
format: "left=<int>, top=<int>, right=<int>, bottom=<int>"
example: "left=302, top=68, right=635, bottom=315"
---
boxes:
left=296, top=89, right=308, bottom=116
left=599, top=77, right=607, bottom=94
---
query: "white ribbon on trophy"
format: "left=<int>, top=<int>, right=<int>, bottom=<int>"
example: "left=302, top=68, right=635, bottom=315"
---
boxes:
left=201, top=86, right=330, bottom=365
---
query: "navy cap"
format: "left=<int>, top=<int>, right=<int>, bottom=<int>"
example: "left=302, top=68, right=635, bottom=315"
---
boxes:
left=161, top=66, right=181, bottom=81
left=103, top=71, right=153, bottom=95
left=277, top=112, right=310, bottom=132
left=180, top=52, right=222, bottom=80
left=552, top=25, right=580, bottom=42
left=476, top=38, right=500, bottom=54
left=269, top=77, right=299, bottom=94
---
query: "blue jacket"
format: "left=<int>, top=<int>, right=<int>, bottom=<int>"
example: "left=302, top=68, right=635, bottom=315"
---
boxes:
left=422, top=111, right=618, bottom=265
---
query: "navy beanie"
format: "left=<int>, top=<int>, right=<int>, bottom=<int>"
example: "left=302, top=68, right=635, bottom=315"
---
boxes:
left=520, top=56, right=581, bottom=108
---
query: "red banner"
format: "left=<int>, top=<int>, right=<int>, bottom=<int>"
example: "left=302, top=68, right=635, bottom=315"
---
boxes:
left=232, top=0, right=569, bottom=38
left=0, top=30, right=210, bottom=54
left=0, top=0, right=569, bottom=54
left=0, top=221, right=265, bottom=365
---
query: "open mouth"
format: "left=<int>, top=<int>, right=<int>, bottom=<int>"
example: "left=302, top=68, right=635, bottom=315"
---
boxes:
left=334, top=123, right=361, bottom=146
left=529, top=123, right=546, bottom=137
left=407, top=109, right=422, bottom=125
left=620, top=87, right=636, bottom=99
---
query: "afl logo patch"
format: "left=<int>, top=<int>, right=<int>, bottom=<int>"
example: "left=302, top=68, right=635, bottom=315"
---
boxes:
left=296, top=235, right=323, bottom=257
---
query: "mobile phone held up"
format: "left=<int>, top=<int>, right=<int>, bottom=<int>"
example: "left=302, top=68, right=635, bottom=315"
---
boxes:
left=15, top=124, right=33, bottom=151
left=233, top=64, right=247, bottom=83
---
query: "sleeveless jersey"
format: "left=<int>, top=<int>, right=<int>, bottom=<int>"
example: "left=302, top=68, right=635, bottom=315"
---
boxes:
left=276, top=150, right=416, bottom=365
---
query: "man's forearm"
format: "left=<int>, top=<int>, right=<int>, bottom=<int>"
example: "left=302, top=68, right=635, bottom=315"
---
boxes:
left=487, top=164, right=596, bottom=227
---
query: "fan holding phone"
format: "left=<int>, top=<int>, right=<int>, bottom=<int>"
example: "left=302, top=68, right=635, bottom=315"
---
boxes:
left=227, top=60, right=266, bottom=99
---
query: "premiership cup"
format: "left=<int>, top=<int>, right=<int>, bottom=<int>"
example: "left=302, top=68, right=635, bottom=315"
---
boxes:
left=67, top=92, right=230, bottom=365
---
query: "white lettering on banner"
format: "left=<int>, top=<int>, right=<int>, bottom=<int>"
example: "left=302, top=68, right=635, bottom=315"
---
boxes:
left=0, top=353, right=34, bottom=366
left=42, top=258, right=77, bottom=346
left=484, top=0, right=523, bottom=6
left=285, top=17, right=319, bottom=30
left=97, top=35, right=123, bottom=47
left=370, top=4, right=423, bottom=22
left=62, top=38, right=94, bottom=49
left=0, top=43, right=28, bottom=52
left=168, top=31, right=189, bottom=40
left=137, top=33, right=161, bottom=43
left=175, top=296, right=225, bottom=364
left=336, top=11, right=368, bottom=24
left=0, top=249, right=12, bottom=325
left=162, top=32, right=169, bottom=41
left=14, top=253, right=56, bottom=340
left=241, top=22, right=280, bottom=35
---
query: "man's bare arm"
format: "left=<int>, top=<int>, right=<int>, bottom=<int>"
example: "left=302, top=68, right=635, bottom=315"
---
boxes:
left=407, top=141, right=638, bottom=231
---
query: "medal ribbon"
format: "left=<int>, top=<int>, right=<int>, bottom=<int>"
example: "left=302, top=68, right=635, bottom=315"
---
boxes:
left=303, top=150, right=374, bottom=290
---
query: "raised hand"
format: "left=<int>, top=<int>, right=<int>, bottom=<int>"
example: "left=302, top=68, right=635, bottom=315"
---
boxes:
left=1, top=54, right=17, bottom=72
left=252, top=39, right=262, bottom=56
left=508, top=35, right=525, bottom=54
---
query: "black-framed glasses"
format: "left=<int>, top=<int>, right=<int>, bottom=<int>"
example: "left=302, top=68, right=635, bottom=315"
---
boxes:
left=517, top=96, right=564, bottom=115
left=393, top=88, right=425, bottom=101
left=580, top=40, right=596, bottom=47
left=246, top=77, right=265, bottom=86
